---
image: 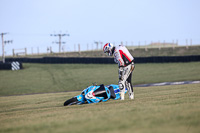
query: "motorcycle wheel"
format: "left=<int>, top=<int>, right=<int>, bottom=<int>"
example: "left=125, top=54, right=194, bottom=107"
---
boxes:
left=64, top=97, right=79, bottom=106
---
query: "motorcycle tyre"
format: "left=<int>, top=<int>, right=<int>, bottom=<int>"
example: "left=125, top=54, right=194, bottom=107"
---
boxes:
left=64, top=97, right=79, bottom=106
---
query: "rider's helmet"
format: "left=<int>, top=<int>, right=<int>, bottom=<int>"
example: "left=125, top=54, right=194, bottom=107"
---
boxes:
left=103, top=43, right=114, bottom=56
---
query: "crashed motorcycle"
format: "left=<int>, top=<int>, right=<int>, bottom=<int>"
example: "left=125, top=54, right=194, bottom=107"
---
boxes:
left=64, top=84, right=127, bottom=106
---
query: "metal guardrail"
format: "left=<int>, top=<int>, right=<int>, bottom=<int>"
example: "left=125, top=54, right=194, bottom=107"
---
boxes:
left=4, top=55, right=200, bottom=64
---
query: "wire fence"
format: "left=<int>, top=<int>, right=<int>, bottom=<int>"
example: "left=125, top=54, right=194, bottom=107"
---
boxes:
left=2, top=39, right=200, bottom=57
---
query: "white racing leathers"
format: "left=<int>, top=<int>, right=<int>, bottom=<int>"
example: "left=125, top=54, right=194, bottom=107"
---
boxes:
left=114, top=45, right=135, bottom=100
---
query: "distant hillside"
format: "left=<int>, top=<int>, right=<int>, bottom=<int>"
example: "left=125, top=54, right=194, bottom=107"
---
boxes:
left=4, top=45, right=200, bottom=58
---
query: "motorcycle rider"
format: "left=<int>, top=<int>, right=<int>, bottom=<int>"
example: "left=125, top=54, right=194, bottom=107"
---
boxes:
left=103, top=43, right=135, bottom=100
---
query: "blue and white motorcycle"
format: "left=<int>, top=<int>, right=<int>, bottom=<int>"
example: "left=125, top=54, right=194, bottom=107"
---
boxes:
left=64, top=84, right=127, bottom=106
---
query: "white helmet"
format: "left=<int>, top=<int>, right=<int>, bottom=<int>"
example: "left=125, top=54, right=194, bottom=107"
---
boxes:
left=103, top=43, right=114, bottom=56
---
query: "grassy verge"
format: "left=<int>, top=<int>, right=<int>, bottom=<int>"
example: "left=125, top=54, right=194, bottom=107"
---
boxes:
left=3, top=45, right=200, bottom=58
left=0, top=62, right=200, bottom=96
left=0, top=83, right=199, bottom=133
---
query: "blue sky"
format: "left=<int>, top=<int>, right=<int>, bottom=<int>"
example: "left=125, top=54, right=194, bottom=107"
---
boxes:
left=0, top=0, right=200, bottom=55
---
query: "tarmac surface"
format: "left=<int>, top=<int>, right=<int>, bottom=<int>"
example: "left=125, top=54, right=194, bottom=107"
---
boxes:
left=134, top=80, right=200, bottom=87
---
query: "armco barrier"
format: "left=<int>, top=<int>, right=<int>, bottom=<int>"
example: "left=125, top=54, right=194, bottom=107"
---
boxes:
left=135, top=55, right=200, bottom=63
left=0, top=62, right=23, bottom=70
left=4, top=55, right=200, bottom=64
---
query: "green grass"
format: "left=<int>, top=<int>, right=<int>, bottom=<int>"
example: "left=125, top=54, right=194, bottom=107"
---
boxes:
left=0, top=62, right=200, bottom=96
left=0, top=83, right=199, bottom=133
left=0, top=62, right=200, bottom=133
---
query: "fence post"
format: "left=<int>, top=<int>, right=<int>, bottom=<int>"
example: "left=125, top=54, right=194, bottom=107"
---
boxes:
left=50, top=47, right=52, bottom=53
left=78, top=44, right=80, bottom=53
left=13, top=49, right=15, bottom=57
left=186, top=39, right=188, bottom=49
left=145, top=47, right=148, bottom=51
left=158, top=40, right=161, bottom=50
left=138, top=41, right=140, bottom=48
left=131, top=41, right=133, bottom=46
left=25, top=48, right=27, bottom=56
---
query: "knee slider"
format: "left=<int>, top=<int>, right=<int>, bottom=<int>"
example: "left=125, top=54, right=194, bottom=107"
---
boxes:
left=119, top=81, right=124, bottom=90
